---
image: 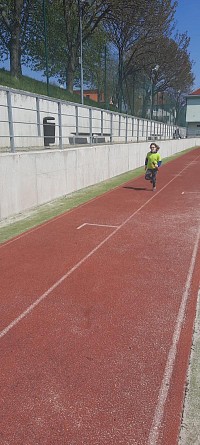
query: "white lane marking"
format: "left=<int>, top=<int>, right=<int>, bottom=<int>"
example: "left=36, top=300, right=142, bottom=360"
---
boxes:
left=77, top=222, right=118, bottom=230
left=182, top=191, right=200, bottom=194
left=0, top=154, right=200, bottom=340
left=147, top=224, right=200, bottom=445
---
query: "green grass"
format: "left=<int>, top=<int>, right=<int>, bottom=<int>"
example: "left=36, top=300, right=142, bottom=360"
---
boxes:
left=0, top=68, right=116, bottom=111
left=0, top=146, right=198, bottom=244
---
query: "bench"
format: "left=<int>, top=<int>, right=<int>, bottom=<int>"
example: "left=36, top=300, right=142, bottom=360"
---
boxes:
left=148, top=134, right=163, bottom=141
left=69, top=132, right=111, bottom=145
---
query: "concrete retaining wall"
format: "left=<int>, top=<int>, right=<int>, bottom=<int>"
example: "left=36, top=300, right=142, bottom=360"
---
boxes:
left=0, top=138, right=200, bottom=221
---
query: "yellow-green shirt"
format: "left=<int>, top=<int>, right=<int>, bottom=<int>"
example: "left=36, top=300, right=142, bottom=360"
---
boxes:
left=145, top=152, right=161, bottom=169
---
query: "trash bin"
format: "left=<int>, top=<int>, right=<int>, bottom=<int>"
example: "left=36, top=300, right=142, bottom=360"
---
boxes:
left=43, top=117, right=55, bottom=146
left=173, top=129, right=181, bottom=139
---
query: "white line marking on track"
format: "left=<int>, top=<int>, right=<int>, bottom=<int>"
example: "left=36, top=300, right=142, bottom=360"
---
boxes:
left=182, top=191, right=200, bottom=194
left=0, top=154, right=200, bottom=340
left=147, top=224, right=200, bottom=445
left=77, top=222, right=118, bottom=230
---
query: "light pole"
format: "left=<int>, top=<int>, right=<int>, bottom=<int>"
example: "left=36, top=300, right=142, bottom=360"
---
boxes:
left=150, top=65, right=159, bottom=120
left=43, top=0, right=49, bottom=95
left=77, top=0, right=92, bottom=105
left=78, top=0, right=84, bottom=104
left=104, top=44, right=107, bottom=108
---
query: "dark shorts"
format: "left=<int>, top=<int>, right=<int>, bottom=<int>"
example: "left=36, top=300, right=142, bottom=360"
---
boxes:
left=145, top=168, right=158, bottom=186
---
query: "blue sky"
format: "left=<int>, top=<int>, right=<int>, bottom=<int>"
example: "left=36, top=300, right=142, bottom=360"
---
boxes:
left=175, top=0, right=200, bottom=90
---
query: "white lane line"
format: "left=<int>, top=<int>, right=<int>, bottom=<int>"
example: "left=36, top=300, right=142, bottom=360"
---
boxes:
left=77, top=222, right=118, bottom=230
left=147, top=224, right=200, bottom=445
left=0, top=154, right=200, bottom=340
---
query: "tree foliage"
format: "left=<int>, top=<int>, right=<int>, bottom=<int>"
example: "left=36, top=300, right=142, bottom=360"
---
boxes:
left=0, top=0, right=33, bottom=76
left=0, top=0, right=195, bottom=121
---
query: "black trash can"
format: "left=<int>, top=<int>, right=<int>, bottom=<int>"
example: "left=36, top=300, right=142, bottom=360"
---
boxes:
left=43, top=117, right=55, bottom=146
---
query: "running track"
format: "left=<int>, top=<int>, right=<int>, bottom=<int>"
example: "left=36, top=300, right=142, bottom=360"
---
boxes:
left=0, top=148, right=200, bottom=445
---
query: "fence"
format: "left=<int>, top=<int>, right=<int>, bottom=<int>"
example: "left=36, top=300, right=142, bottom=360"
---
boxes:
left=0, top=85, right=186, bottom=152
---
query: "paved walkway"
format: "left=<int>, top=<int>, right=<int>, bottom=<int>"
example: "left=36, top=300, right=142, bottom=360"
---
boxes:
left=179, top=290, right=200, bottom=445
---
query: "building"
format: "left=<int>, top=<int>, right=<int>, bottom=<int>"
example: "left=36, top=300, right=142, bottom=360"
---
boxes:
left=74, top=89, right=105, bottom=103
left=186, top=88, right=200, bottom=137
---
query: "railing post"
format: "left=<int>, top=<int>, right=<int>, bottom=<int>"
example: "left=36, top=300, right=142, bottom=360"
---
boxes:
left=125, top=115, right=128, bottom=143
left=36, top=97, right=41, bottom=136
left=146, top=120, right=149, bottom=141
left=119, top=114, right=121, bottom=137
left=75, top=105, right=78, bottom=136
left=172, top=125, right=174, bottom=140
left=137, top=118, right=139, bottom=142
left=89, top=108, right=92, bottom=144
left=110, top=112, right=113, bottom=143
left=101, top=110, right=103, bottom=136
left=58, top=101, right=63, bottom=149
left=7, top=90, right=15, bottom=153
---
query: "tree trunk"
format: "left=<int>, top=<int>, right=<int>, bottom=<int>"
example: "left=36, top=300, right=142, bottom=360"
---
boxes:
left=67, top=67, right=74, bottom=94
left=10, top=0, right=23, bottom=77
left=10, top=36, right=22, bottom=77
left=66, top=50, right=76, bottom=94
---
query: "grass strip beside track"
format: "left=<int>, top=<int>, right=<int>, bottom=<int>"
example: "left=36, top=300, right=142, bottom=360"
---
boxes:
left=0, top=146, right=198, bottom=244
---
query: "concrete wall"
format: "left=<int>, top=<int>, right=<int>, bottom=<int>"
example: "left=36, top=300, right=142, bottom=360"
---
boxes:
left=0, top=138, right=200, bottom=221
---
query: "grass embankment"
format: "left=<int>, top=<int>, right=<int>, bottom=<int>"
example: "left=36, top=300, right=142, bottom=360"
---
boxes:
left=0, top=146, right=197, bottom=244
left=0, top=68, right=115, bottom=111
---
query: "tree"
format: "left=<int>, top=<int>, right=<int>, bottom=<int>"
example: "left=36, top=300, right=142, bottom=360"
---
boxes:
left=105, top=0, right=177, bottom=111
left=0, top=0, right=33, bottom=77
left=25, top=0, right=113, bottom=92
left=26, top=0, right=67, bottom=86
left=121, top=8, right=194, bottom=118
left=62, top=0, right=112, bottom=92
left=81, top=27, right=117, bottom=105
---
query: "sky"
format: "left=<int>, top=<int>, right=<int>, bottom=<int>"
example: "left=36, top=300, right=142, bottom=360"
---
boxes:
left=1, top=0, right=200, bottom=92
left=175, top=0, right=200, bottom=91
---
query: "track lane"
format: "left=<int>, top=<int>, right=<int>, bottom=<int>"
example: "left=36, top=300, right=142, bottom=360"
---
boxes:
left=0, top=150, right=199, bottom=332
left=0, top=148, right=200, bottom=444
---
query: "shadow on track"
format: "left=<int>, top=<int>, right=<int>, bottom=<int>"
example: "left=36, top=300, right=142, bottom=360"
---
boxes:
left=123, top=186, right=147, bottom=191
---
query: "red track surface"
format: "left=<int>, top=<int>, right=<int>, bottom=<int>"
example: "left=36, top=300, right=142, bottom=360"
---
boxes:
left=0, top=148, right=200, bottom=445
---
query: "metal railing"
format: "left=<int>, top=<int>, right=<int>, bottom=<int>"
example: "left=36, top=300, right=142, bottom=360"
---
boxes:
left=0, top=85, right=186, bottom=153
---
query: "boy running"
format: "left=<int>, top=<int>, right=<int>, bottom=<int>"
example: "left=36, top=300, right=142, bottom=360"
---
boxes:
left=145, top=143, right=162, bottom=191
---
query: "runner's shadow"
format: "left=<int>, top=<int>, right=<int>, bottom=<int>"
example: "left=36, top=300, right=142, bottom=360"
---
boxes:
left=123, top=186, right=147, bottom=191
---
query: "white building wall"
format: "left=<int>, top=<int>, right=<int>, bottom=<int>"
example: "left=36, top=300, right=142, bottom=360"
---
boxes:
left=186, top=104, right=200, bottom=122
